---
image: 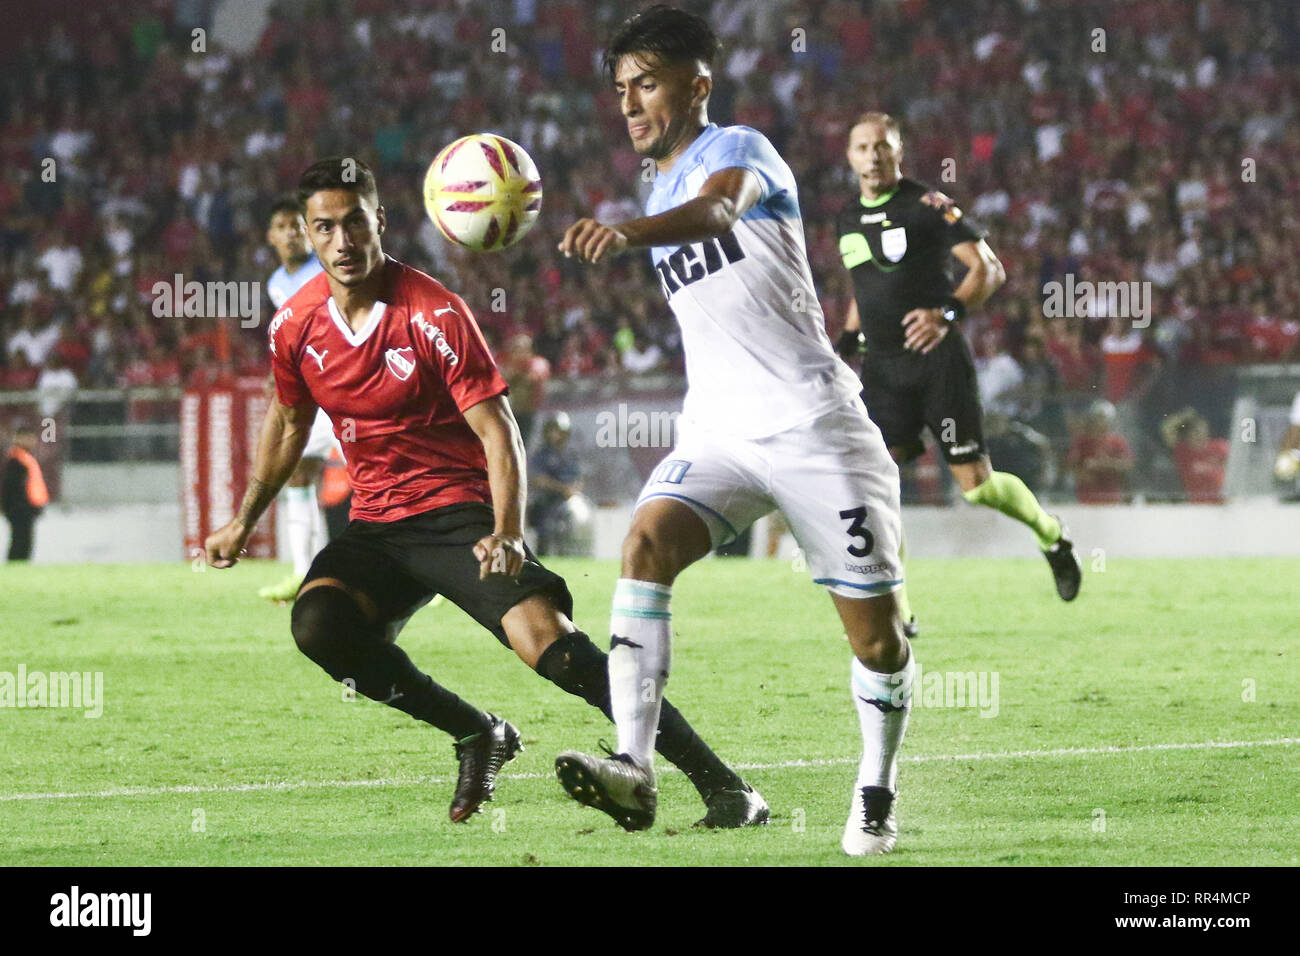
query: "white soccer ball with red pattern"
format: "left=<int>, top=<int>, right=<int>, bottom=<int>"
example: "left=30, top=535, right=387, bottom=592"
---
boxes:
left=423, top=133, right=542, bottom=251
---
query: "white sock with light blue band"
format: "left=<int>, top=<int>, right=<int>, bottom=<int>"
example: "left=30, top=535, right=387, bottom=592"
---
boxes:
left=850, top=647, right=915, bottom=791
left=608, top=579, right=673, bottom=768
left=284, top=485, right=318, bottom=576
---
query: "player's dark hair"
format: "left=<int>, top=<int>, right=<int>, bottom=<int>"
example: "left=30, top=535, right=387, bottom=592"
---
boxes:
left=601, top=5, right=721, bottom=82
left=296, top=157, right=380, bottom=213
left=267, top=196, right=302, bottom=223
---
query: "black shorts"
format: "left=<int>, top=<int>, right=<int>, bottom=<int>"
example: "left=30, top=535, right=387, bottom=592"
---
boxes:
left=860, top=332, right=987, bottom=465
left=302, top=502, right=574, bottom=647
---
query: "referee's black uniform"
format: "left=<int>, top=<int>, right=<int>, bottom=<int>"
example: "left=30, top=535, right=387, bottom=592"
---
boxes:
left=836, top=177, right=986, bottom=464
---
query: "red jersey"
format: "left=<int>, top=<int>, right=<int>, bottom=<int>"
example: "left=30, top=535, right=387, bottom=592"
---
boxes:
left=1172, top=438, right=1228, bottom=504
left=269, top=257, right=508, bottom=522
left=1067, top=433, right=1132, bottom=505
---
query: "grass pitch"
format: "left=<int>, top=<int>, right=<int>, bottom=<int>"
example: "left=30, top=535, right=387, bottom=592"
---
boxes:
left=1, top=556, right=1296, bottom=866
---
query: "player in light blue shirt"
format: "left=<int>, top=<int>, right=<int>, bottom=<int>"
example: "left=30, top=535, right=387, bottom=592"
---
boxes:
left=552, top=6, right=913, bottom=854
left=258, top=199, right=330, bottom=603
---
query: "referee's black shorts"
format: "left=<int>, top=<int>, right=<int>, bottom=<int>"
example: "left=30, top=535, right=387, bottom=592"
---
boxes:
left=860, top=332, right=987, bottom=465
left=301, top=501, right=574, bottom=647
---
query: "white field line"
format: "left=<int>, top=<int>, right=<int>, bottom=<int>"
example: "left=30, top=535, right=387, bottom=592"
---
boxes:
left=2, top=736, right=1295, bottom=804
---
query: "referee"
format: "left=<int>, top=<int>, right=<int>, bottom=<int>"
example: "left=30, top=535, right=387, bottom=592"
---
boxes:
left=835, top=113, right=1081, bottom=630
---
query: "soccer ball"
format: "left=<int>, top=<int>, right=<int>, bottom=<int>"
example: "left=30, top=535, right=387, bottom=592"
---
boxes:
left=423, top=133, right=542, bottom=251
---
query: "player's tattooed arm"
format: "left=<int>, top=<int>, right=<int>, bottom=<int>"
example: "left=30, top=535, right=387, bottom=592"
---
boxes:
left=234, top=477, right=277, bottom=528
left=205, top=398, right=315, bottom=568
left=463, top=395, right=527, bottom=579
left=559, top=167, right=761, bottom=263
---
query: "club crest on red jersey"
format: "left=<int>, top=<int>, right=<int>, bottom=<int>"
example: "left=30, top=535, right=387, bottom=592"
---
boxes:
left=385, top=347, right=416, bottom=381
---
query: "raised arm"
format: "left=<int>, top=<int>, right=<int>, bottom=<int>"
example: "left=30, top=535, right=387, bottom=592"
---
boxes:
left=559, top=166, right=762, bottom=264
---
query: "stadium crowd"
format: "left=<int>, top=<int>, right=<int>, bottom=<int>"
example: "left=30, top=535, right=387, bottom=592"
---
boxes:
left=1, top=0, right=1297, bottom=501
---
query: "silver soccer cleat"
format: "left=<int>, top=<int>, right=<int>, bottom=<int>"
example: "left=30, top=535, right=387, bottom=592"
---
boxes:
left=555, top=747, right=658, bottom=831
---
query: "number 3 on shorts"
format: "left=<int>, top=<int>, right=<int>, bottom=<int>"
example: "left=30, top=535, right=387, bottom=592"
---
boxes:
left=838, top=506, right=875, bottom=557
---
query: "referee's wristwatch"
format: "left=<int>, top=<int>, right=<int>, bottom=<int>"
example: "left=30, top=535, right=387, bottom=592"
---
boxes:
left=940, top=296, right=966, bottom=323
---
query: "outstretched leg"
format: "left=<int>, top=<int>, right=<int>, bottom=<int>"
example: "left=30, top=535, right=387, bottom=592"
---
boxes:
left=291, top=579, right=520, bottom=822
left=503, top=593, right=766, bottom=827
left=953, top=456, right=1081, bottom=601
left=554, top=497, right=718, bottom=830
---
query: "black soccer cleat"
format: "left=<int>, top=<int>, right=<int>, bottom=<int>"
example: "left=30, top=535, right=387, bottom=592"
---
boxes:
left=555, top=746, right=657, bottom=831
left=449, top=713, right=522, bottom=823
left=694, top=783, right=770, bottom=829
left=1044, top=530, right=1082, bottom=602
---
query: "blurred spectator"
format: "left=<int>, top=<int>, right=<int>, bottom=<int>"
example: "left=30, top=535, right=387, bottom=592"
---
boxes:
left=1161, top=407, right=1229, bottom=504
left=527, top=412, right=583, bottom=556
left=7, top=306, right=61, bottom=368
left=621, top=330, right=664, bottom=374
left=35, top=353, right=78, bottom=418
left=975, top=326, right=1024, bottom=417
left=0, top=352, right=40, bottom=391
left=1066, top=400, right=1134, bottom=504
left=1044, top=317, right=1101, bottom=393
left=984, top=412, right=1054, bottom=495
left=1100, top=317, right=1158, bottom=402
left=2, top=421, right=49, bottom=561
left=498, top=333, right=550, bottom=446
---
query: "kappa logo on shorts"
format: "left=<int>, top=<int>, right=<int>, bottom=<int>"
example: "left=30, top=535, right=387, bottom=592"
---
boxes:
left=649, top=459, right=692, bottom=485
left=385, top=347, right=416, bottom=381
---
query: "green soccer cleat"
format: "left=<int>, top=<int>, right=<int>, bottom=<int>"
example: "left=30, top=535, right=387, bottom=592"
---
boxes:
left=258, top=573, right=304, bottom=604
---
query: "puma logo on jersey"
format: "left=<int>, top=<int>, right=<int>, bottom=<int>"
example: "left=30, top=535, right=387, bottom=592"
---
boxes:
left=433, top=305, right=458, bottom=318
left=409, top=312, right=459, bottom=366
left=385, top=347, right=416, bottom=381
left=305, top=345, right=328, bottom=371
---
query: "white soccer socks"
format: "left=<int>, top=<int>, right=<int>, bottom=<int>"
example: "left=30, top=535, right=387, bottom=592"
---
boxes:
left=850, top=647, right=914, bottom=791
left=608, top=579, right=673, bottom=769
left=284, top=485, right=321, bottom=577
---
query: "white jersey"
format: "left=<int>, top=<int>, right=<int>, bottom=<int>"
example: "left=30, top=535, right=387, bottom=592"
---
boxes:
left=646, top=124, right=861, bottom=439
left=267, top=253, right=325, bottom=310
left=1291, top=390, right=1300, bottom=426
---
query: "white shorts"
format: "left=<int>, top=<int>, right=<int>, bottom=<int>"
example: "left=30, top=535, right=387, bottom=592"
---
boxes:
left=636, top=399, right=903, bottom=599
left=302, top=408, right=342, bottom=460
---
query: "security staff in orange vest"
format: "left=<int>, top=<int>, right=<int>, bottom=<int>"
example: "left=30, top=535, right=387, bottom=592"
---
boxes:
left=3, top=422, right=49, bottom=561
